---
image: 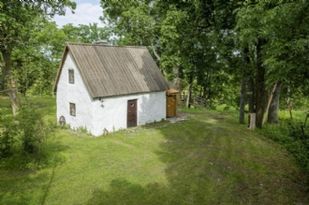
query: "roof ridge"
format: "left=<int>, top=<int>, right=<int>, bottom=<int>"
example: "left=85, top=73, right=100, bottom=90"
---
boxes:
left=66, top=42, right=147, bottom=49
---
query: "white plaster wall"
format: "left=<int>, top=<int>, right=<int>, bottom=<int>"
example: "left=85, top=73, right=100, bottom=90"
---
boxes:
left=56, top=53, right=94, bottom=132
left=56, top=52, right=166, bottom=136
left=91, top=91, right=166, bottom=136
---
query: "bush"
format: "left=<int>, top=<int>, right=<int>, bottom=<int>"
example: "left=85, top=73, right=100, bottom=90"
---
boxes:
left=261, top=115, right=309, bottom=173
left=286, top=120, right=309, bottom=171
left=0, top=103, right=50, bottom=159
left=17, top=104, right=48, bottom=155
left=0, top=113, right=18, bottom=157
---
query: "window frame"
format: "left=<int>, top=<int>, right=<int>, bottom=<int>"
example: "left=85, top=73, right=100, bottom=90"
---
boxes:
left=69, top=102, right=76, bottom=116
left=68, top=69, right=74, bottom=84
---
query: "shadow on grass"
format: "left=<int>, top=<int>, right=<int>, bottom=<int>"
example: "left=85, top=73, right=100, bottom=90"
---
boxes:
left=0, top=138, right=68, bottom=170
left=0, top=170, right=50, bottom=205
left=85, top=179, right=170, bottom=205
left=40, top=164, right=57, bottom=205
left=0, top=137, right=68, bottom=205
left=84, top=115, right=309, bottom=205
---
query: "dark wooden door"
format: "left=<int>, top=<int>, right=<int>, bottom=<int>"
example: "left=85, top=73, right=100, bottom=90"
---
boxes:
left=166, top=95, right=176, bottom=118
left=127, top=99, right=137, bottom=127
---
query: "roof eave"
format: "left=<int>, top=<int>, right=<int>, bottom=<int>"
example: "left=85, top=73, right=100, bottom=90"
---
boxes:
left=53, top=46, right=69, bottom=93
left=92, top=89, right=168, bottom=99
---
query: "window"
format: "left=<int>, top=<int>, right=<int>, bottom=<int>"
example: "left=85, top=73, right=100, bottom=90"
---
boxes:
left=69, top=103, right=76, bottom=116
left=68, top=69, right=74, bottom=84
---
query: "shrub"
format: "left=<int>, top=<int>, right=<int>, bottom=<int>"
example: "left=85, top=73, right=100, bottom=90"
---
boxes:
left=0, top=112, right=18, bottom=158
left=0, top=103, right=51, bottom=159
left=286, top=120, right=309, bottom=171
left=261, top=115, right=309, bottom=173
left=17, top=104, right=48, bottom=155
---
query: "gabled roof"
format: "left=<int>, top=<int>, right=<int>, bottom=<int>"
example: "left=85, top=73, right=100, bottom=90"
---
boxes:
left=54, top=43, right=169, bottom=98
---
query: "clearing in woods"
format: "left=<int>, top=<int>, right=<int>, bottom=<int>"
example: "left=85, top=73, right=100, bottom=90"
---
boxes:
left=0, top=96, right=308, bottom=205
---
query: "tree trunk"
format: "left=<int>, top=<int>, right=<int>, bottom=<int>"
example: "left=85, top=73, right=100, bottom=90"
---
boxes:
left=287, top=87, right=293, bottom=120
left=267, top=82, right=282, bottom=124
left=202, top=85, right=208, bottom=107
left=205, top=72, right=212, bottom=108
left=186, top=79, right=193, bottom=108
left=1, top=49, right=20, bottom=115
left=239, top=76, right=246, bottom=124
left=263, top=82, right=278, bottom=124
left=248, top=76, right=255, bottom=113
left=239, top=46, right=250, bottom=124
left=7, top=79, right=19, bottom=115
left=0, top=62, right=4, bottom=91
left=255, top=38, right=266, bottom=128
left=150, top=43, right=160, bottom=62
left=172, top=67, right=182, bottom=91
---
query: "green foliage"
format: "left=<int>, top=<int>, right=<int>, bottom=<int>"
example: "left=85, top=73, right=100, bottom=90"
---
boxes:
left=101, top=0, right=244, bottom=108
left=287, top=120, right=309, bottom=171
left=0, top=112, right=17, bottom=157
left=0, top=0, right=76, bottom=48
left=261, top=114, right=309, bottom=174
left=101, top=0, right=156, bottom=46
left=236, top=0, right=309, bottom=95
left=17, top=104, right=48, bottom=155
left=62, top=23, right=112, bottom=44
left=9, top=19, right=112, bottom=96
left=0, top=0, right=76, bottom=115
left=0, top=102, right=52, bottom=159
left=100, top=0, right=308, bottom=113
left=0, top=0, right=113, bottom=98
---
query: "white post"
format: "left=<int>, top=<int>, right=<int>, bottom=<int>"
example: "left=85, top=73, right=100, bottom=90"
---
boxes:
left=249, top=113, right=256, bottom=130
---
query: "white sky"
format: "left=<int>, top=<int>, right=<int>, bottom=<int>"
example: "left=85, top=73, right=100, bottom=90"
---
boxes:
left=53, top=0, right=104, bottom=27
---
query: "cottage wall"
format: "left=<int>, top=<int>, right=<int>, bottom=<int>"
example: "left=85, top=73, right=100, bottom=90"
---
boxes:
left=91, top=91, right=166, bottom=136
left=56, top=53, right=94, bottom=131
left=57, top=52, right=166, bottom=136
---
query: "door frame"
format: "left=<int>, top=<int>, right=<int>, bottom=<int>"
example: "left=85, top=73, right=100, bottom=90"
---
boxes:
left=127, top=99, right=137, bottom=128
left=166, top=95, right=177, bottom=118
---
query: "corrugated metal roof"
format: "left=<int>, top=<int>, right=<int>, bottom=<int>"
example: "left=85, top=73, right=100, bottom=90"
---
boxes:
left=54, top=43, right=169, bottom=98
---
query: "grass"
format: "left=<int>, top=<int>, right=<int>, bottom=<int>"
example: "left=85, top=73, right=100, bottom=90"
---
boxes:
left=0, top=96, right=308, bottom=205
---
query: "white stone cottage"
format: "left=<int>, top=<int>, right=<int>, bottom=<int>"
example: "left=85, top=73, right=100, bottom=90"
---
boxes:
left=54, top=43, right=170, bottom=136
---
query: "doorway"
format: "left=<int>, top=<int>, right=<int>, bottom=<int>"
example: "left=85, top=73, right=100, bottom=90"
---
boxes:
left=166, top=95, right=177, bottom=118
left=127, top=99, right=137, bottom=127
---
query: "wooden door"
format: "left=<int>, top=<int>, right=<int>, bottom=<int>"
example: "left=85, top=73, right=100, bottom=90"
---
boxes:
left=127, top=99, right=137, bottom=127
left=167, top=95, right=176, bottom=117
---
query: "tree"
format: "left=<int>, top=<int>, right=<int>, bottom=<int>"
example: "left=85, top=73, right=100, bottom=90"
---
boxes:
left=100, top=0, right=243, bottom=108
left=62, top=23, right=112, bottom=44
left=100, top=0, right=308, bottom=125
left=0, top=0, right=76, bottom=115
left=264, top=0, right=309, bottom=123
left=236, top=0, right=309, bottom=127
left=6, top=20, right=112, bottom=97
left=267, top=81, right=282, bottom=123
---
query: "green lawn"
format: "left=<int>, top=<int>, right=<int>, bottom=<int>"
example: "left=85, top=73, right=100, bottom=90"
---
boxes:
left=0, top=96, right=308, bottom=205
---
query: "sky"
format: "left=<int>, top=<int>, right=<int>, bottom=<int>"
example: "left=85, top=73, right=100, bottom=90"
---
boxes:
left=53, top=0, right=104, bottom=27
